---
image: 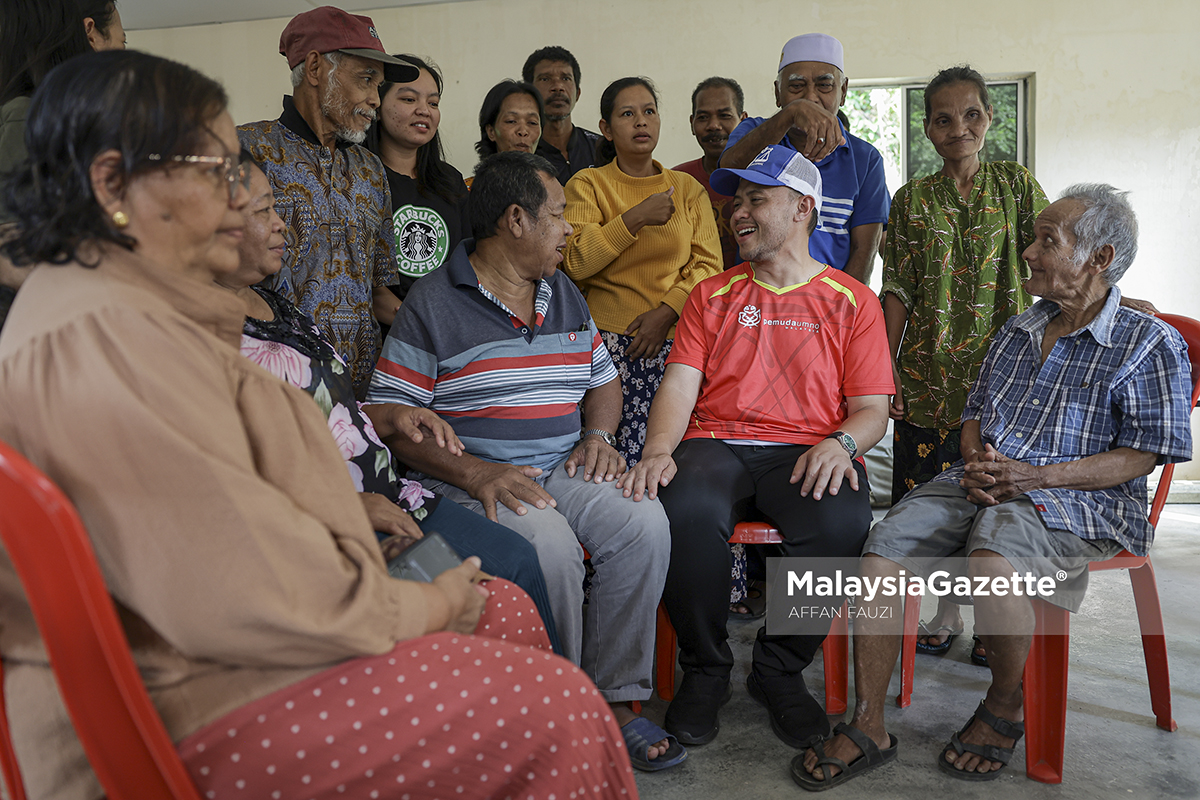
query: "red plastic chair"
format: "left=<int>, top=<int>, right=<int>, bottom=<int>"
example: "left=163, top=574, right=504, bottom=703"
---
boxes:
left=0, top=439, right=202, bottom=800
left=655, top=522, right=850, bottom=715
left=897, top=312, right=1200, bottom=783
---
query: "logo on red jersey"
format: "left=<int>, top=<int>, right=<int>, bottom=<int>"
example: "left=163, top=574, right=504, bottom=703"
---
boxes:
left=738, top=304, right=761, bottom=327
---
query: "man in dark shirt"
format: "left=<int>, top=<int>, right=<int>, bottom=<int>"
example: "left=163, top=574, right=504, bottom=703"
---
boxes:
left=522, top=46, right=600, bottom=185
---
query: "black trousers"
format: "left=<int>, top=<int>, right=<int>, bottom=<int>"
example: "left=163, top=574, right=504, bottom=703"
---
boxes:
left=660, top=439, right=872, bottom=679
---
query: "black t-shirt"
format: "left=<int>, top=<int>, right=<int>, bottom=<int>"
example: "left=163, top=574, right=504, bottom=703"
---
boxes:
left=384, top=164, right=471, bottom=301
left=534, top=125, right=601, bottom=185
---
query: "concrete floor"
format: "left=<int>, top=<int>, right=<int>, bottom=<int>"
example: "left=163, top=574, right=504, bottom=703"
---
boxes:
left=633, top=505, right=1200, bottom=799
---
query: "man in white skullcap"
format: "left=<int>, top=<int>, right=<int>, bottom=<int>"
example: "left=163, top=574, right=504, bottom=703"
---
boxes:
left=720, top=33, right=889, bottom=284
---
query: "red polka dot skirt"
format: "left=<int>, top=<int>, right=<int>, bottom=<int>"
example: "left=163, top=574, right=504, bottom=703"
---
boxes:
left=178, top=579, right=638, bottom=799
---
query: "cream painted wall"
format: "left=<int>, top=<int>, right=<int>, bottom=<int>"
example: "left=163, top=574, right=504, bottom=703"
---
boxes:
left=133, top=0, right=1200, bottom=475
left=132, top=0, right=1200, bottom=317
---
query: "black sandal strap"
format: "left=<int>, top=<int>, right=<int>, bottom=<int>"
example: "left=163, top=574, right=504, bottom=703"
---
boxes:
left=949, top=731, right=1015, bottom=766
left=973, top=701, right=1025, bottom=742
left=832, top=722, right=885, bottom=766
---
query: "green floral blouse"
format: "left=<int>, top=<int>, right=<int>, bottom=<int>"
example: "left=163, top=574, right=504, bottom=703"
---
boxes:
left=881, top=161, right=1048, bottom=430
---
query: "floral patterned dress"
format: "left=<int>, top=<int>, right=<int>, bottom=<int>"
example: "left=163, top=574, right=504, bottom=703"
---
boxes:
left=241, top=287, right=439, bottom=520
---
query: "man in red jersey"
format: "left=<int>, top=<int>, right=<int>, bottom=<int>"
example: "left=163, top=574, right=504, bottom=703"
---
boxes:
left=622, top=144, right=892, bottom=749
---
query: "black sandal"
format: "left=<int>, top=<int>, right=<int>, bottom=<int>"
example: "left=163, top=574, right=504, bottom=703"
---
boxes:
left=790, top=722, right=898, bottom=791
left=938, top=701, right=1024, bottom=781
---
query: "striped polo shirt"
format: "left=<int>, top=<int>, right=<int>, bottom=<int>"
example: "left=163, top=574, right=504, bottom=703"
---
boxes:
left=366, top=240, right=618, bottom=472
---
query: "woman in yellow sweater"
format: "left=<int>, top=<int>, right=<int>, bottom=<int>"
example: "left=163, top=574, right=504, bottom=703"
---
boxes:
left=564, top=77, right=721, bottom=464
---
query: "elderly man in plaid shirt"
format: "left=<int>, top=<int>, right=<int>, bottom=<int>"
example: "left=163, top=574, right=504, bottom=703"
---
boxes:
left=790, top=184, right=1193, bottom=791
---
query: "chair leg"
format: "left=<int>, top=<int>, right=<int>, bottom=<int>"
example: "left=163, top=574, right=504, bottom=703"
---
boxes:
left=1023, top=599, right=1070, bottom=784
left=1127, top=563, right=1177, bottom=732
left=897, top=592, right=921, bottom=707
left=822, top=602, right=849, bottom=715
left=656, top=602, right=677, bottom=702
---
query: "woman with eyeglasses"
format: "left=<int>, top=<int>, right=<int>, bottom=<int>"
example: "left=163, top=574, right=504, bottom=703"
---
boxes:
left=0, top=49, right=635, bottom=800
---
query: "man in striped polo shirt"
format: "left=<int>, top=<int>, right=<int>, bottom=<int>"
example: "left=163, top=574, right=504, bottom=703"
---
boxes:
left=366, top=151, right=683, bottom=771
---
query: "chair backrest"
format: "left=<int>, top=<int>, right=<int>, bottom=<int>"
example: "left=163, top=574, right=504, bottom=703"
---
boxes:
left=0, top=439, right=201, bottom=800
left=1149, top=313, right=1200, bottom=526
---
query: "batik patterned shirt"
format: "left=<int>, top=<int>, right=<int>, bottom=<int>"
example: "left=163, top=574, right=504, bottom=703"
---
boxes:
left=239, top=96, right=397, bottom=398
left=933, top=289, right=1193, bottom=554
left=882, top=162, right=1049, bottom=430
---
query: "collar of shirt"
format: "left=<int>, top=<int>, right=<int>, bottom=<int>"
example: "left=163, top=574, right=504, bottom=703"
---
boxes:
left=1015, top=286, right=1124, bottom=348
left=279, top=95, right=351, bottom=151
left=446, top=239, right=554, bottom=333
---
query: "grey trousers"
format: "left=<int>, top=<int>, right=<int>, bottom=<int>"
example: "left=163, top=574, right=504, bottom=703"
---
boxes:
left=425, top=461, right=671, bottom=703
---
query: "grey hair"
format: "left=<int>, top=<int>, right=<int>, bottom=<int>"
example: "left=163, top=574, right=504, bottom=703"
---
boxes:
left=290, top=51, right=342, bottom=88
left=1059, top=183, right=1139, bottom=284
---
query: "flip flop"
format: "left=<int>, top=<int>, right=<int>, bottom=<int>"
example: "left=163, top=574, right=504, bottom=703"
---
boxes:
left=790, top=722, right=898, bottom=791
left=620, top=716, right=688, bottom=772
left=970, top=636, right=989, bottom=667
left=914, top=621, right=964, bottom=656
left=938, top=700, right=1024, bottom=781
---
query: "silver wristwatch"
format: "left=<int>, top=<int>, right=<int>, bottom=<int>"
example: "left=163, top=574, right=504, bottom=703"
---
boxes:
left=582, top=428, right=618, bottom=448
left=825, top=430, right=857, bottom=459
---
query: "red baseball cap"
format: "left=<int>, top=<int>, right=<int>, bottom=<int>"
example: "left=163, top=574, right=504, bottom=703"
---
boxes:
left=279, top=6, right=418, bottom=83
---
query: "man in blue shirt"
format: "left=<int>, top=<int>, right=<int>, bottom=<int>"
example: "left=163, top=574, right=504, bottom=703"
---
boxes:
left=790, top=185, right=1192, bottom=790
left=721, top=33, right=889, bottom=284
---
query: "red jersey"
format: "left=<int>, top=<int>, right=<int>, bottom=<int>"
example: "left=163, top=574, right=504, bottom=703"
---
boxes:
left=667, top=263, right=893, bottom=444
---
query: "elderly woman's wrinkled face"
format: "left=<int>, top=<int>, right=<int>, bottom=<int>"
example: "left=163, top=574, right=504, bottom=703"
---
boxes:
left=118, top=111, right=249, bottom=279
left=230, top=166, right=286, bottom=288
left=924, top=81, right=993, bottom=164
left=1022, top=199, right=1098, bottom=302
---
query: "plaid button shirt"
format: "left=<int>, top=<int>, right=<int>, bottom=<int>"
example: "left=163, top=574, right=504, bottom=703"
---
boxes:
left=934, top=288, right=1193, bottom=555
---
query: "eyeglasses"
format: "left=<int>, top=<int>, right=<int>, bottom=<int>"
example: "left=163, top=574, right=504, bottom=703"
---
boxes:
left=146, top=153, right=251, bottom=200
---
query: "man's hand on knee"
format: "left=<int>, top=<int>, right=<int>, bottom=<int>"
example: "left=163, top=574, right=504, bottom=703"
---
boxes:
left=465, top=461, right=557, bottom=522
left=618, top=453, right=676, bottom=501
left=565, top=435, right=626, bottom=484
left=790, top=441, right=858, bottom=500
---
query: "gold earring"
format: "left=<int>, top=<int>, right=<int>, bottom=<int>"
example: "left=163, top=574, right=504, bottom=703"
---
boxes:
left=112, top=210, right=129, bottom=228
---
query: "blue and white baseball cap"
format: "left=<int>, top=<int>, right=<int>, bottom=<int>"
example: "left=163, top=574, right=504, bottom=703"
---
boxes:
left=710, top=145, right=823, bottom=214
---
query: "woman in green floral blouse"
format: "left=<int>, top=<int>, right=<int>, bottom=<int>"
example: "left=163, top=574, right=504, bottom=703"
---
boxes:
left=881, top=65, right=1047, bottom=659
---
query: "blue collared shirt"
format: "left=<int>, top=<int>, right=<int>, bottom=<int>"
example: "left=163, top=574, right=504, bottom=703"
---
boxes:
left=723, top=117, right=890, bottom=271
left=933, top=288, right=1193, bottom=555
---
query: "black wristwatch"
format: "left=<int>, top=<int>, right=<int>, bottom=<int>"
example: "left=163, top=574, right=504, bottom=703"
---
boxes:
left=825, top=430, right=857, bottom=459
left=582, top=428, right=618, bottom=449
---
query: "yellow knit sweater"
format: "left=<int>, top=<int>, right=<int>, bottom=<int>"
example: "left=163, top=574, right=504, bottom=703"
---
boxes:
left=563, top=160, right=722, bottom=335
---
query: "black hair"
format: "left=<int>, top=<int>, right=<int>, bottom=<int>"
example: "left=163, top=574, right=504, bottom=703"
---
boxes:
left=2, top=49, right=229, bottom=266
left=521, top=46, right=581, bottom=86
left=923, top=64, right=991, bottom=119
left=367, top=54, right=465, bottom=206
left=595, top=76, right=658, bottom=167
left=468, top=151, right=557, bottom=242
left=474, top=80, right=546, bottom=160
left=0, top=0, right=112, bottom=105
left=690, top=76, right=744, bottom=116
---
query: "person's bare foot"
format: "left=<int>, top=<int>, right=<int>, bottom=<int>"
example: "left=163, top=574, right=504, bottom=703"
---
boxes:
left=800, top=720, right=890, bottom=780
left=943, top=699, right=1022, bottom=775
left=611, top=702, right=669, bottom=761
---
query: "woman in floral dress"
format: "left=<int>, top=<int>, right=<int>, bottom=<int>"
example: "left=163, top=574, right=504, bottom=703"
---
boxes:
left=228, top=157, right=561, bottom=653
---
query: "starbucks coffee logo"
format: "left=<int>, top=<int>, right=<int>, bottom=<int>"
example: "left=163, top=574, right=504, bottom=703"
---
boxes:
left=393, top=205, right=450, bottom=277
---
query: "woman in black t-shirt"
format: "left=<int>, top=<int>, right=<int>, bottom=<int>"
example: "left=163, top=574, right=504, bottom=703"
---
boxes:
left=368, top=55, right=470, bottom=322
